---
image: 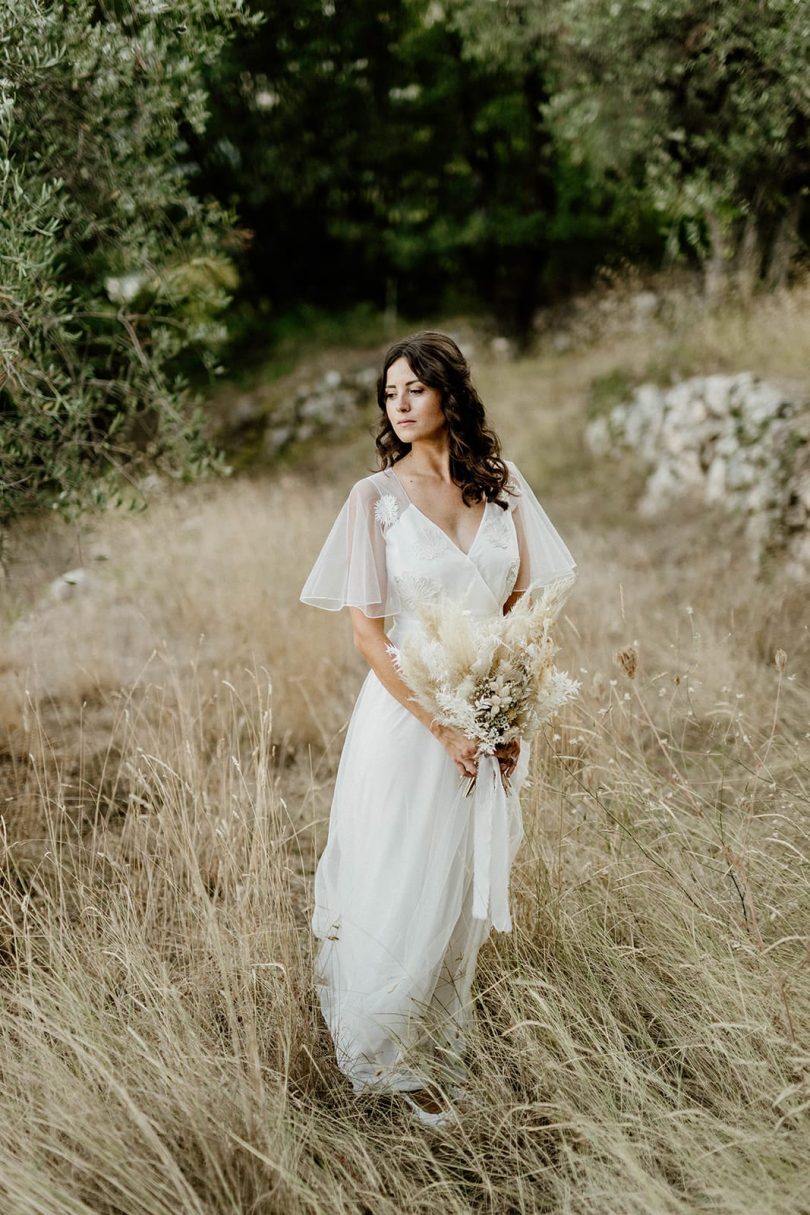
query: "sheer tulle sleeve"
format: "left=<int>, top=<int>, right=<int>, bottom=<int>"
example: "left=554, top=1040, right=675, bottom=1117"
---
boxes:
left=300, top=478, right=397, bottom=618
left=505, top=460, right=578, bottom=596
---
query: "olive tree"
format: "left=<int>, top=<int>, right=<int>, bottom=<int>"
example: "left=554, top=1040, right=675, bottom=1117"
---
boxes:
left=451, top=0, right=810, bottom=298
left=0, top=0, right=258, bottom=539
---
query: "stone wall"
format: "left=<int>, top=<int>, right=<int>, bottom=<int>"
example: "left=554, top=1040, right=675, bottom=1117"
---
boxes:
left=205, top=364, right=380, bottom=465
left=261, top=366, right=379, bottom=457
left=585, top=373, right=810, bottom=580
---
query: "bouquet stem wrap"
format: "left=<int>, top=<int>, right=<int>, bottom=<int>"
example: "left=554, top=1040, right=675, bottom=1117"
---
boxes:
left=472, top=752, right=513, bottom=932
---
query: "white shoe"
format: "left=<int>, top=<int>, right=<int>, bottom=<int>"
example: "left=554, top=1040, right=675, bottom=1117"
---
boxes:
left=400, top=1091, right=458, bottom=1128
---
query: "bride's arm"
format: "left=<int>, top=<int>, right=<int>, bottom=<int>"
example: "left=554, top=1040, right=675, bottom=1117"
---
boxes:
left=502, top=588, right=525, bottom=615
left=348, top=608, right=479, bottom=779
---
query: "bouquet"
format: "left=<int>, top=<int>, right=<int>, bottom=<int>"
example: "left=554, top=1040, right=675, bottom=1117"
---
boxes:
left=387, top=574, right=581, bottom=796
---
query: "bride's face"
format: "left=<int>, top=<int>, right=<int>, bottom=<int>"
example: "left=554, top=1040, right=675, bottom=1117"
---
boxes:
left=384, top=356, right=447, bottom=444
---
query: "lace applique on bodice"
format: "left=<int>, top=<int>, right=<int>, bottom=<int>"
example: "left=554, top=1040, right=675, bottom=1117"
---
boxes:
left=374, top=494, right=400, bottom=532
left=393, top=572, right=442, bottom=609
left=412, top=519, right=452, bottom=561
left=479, top=504, right=512, bottom=549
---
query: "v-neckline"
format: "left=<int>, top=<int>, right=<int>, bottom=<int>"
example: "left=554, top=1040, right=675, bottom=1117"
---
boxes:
left=387, top=467, right=488, bottom=558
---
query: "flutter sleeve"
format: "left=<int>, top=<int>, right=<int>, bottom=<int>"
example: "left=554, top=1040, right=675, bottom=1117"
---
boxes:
left=300, top=477, right=398, bottom=618
left=505, top=460, right=578, bottom=596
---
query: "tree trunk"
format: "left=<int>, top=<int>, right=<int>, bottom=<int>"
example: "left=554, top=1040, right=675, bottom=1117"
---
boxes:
left=703, top=210, right=733, bottom=305
left=504, top=58, right=556, bottom=349
left=764, top=195, right=804, bottom=290
left=734, top=209, right=762, bottom=303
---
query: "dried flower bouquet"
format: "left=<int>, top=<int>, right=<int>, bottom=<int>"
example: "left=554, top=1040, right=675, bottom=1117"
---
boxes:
left=388, top=575, right=580, bottom=795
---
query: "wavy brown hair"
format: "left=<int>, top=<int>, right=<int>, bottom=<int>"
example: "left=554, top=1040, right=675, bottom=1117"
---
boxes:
left=375, top=331, right=510, bottom=508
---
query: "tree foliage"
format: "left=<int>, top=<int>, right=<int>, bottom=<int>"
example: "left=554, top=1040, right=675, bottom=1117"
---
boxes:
left=3, top=0, right=808, bottom=532
left=453, top=0, right=810, bottom=294
left=0, top=0, right=257, bottom=531
left=197, top=0, right=652, bottom=352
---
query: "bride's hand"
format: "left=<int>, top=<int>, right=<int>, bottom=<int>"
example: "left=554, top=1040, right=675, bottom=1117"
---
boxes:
left=494, top=738, right=520, bottom=780
left=431, top=723, right=479, bottom=779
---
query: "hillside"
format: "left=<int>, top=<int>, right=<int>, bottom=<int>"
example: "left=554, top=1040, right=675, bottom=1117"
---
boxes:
left=1, top=272, right=808, bottom=1214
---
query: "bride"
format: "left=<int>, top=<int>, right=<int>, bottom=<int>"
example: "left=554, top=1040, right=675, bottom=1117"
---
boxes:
left=300, top=331, right=577, bottom=1125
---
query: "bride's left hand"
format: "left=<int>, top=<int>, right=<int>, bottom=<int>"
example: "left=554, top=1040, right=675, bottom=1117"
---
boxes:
left=494, top=738, right=520, bottom=780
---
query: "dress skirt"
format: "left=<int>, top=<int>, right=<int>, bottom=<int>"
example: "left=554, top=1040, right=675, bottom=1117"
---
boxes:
left=312, top=666, right=529, bottom=1094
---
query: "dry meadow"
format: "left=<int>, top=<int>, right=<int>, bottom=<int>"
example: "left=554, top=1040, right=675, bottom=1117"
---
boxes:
left=1, top=275, right=808, bottom=1214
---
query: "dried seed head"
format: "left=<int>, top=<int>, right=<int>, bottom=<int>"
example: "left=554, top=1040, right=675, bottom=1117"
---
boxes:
left=614, top=645, right=638, bottom=680
left=774, top=649, right=787, bottom=673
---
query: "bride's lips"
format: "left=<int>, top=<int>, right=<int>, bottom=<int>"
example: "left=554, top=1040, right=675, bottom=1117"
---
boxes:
left=397, top=419, right=417, bottom=427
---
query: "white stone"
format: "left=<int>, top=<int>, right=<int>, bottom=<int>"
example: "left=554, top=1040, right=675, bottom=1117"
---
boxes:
left=588, top=370, right=808, bottom=579
left=795, top=471, right=810, bottom=510
left=265, top=426, right=292, bottom=453
left=632, top=291, right=658, bottom=318
left=48, top=568, right=93, bottom=602
left=232, top=394, right=260, bottom=426
left=584, top=417, right=610, bottom=456
left=705, top=455, right=726, bottom=503
left=491, top=336, right=513, bottom=359
left=704, top=375, right=737, bottom=415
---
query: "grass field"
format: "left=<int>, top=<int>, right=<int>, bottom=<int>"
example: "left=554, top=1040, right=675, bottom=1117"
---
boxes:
left=1, top=273, right=808, bottom=1214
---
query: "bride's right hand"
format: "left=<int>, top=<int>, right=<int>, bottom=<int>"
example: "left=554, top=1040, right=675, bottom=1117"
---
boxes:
left=430, top=722, right=478, bottom=779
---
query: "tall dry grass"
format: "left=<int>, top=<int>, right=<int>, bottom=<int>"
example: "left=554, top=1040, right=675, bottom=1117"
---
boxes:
left=1, top=275, right=809, bottom=1213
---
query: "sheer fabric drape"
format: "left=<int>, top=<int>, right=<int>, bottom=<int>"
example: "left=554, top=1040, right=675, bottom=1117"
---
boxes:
left=300, top=460, right=578, bottom=1093
left=300, top=459, right=577, bottom=618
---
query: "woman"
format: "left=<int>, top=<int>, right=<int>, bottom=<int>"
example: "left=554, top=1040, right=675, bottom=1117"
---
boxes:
left=300, top=331, right=577, bottom=1125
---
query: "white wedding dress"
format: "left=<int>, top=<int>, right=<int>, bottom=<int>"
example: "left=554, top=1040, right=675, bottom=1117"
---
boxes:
left=300, top=461, right=577, bottom=1094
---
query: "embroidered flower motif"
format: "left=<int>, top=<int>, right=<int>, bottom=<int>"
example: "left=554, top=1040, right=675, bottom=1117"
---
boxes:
left=374, top=493, right=400, bottom=532
left=413, top=522, right=449, bottom=561
left=394, top=573, right=441, bottom=610
left=506, top=558, right=520, bottom=590
left=481, top=506, right=513, bottom=549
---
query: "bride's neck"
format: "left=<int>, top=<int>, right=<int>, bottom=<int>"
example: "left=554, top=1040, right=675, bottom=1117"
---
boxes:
left=401, top=437, right=451, bottom=481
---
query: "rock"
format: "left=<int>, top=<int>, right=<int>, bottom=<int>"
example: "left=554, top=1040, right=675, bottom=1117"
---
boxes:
left=631, top=291, right=659, bottom=327
left=231, top=394, right=262, bottom=428
left=585, top=416, right=610, bottom=457
left=264, top=426, right=293, bottom=455
left=795, top=471, right=810, bottom=511
left=47, top=567, right=95, bottom=602
left=585, top=372, right=809, bottom=580
left=705, top=455, right=727, bottom=503
left=261, top=364, right=376, bottom=454
left=490, top=336, right=514, bottom=359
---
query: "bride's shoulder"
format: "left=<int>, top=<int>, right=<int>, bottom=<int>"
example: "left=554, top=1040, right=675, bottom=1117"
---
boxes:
left=344, top=469, right=403, bottom=533
left=349, top=468, right=390, bottom=498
